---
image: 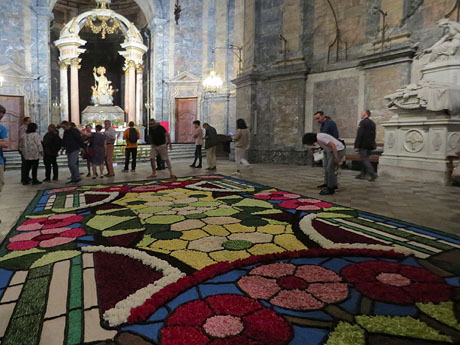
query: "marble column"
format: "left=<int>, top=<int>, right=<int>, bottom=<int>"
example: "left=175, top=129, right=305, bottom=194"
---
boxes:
left=59, top=61, right=69, bottom=122
left=70, top=58, right=81, bottom=125
left=128, top=60, right=136, bottom=124
left=136, top=64, right=143, bottom=125
left=124, top=65, right=129, bottom=115
left=31, top=5, right=53, bottom=134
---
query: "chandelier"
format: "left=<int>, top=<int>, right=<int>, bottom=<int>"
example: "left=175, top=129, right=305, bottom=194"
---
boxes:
left=202, top=70, right=223, bottom=93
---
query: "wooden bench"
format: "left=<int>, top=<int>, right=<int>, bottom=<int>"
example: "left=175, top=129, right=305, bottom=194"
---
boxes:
left=344, top=142, right=383, bottom=168
left=447, top=155, right=459, bottom=185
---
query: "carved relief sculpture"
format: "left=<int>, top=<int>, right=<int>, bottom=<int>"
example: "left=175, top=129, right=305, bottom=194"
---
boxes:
left=385, top=19, right=460, bottom=115
left=418, top=19, right=460, bottom=63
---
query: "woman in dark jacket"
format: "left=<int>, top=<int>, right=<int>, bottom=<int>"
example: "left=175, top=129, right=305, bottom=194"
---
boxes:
left=42, top=124, right=62, bottom=181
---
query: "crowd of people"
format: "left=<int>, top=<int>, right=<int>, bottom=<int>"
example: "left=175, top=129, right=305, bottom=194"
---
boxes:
left=0, top=99, right=381, bottom=196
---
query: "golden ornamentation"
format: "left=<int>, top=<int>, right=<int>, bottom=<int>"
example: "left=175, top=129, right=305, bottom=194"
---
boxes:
left=136, top=64, right=144, bottom=73
left=70, top=58, right=81, bottom=68
left=58, top=60, right=69, bottom=69
left=85, top=16, right=121, bottom=39
left=127, top=60, right=136, bottom=70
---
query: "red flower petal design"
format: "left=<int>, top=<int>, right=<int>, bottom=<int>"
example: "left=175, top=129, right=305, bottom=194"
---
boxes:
left=341, top=261, right=452, bottom=304
left=167, top=300, right=213, bottom=326
left=242, top=309, right=293, bottom=344
left=206, top=294, right=262, bottom=317
left=307, top=282, right=348, bottom=303
left=295, top=265, right=342, bottom=283
left=161, top=326, right=209, bottom=345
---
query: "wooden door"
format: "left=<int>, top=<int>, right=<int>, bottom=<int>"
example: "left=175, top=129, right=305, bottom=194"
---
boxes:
left=175, top=98, right=197, bottom=143
left=0, top=96, right=24, bottom=151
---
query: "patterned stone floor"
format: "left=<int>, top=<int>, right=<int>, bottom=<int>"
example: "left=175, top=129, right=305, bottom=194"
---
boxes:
left=0, top=158, right=459, bottom=243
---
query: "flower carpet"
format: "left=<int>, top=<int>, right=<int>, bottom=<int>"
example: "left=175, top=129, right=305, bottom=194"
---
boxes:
left=0, top=175, right=459, bottom=345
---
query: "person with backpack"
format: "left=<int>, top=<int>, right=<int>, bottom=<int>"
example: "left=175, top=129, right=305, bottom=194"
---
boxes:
left=122, top=121, right=140, bottom=172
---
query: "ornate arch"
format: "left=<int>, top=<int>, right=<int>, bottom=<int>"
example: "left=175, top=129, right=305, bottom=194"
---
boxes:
left=53, top=0, right=148, bottom=125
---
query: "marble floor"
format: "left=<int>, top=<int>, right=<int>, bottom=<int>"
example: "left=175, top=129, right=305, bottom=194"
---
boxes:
left=0, top=159, right=459, bottom=243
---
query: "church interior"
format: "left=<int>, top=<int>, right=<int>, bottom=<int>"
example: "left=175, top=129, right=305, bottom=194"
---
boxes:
left=0, top=1, right=460, bottom=344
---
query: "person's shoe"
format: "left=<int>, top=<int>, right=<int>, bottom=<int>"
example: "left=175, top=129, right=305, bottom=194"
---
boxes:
left=210, top=167, right=217, bottom=170
left=369, top=174, right=378, bottom=182
left=319, top=187, right=335, bottom=195
left=32, top=180, right=42, bottom=185
left=122, top=169, right=129, bottom=172
left=42, top=179, right=51, bottom=182
left=52, top=177, right=58, bottom=181
left=355, top=174, right=366, bottom=179
left=22, top=181, right=30, bottom=185
left=189, top=164, right=196, bottom=168
left=105, top=174, right=115, bottom=177
left=196, top=165, right=202, bottom=168
left=316, top=183, right=327, bottom=188
left=86, top=172, right=91, bottom=177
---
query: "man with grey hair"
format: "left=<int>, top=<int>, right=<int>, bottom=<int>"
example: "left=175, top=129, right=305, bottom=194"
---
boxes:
left=0, top=105, right=10, bottom=194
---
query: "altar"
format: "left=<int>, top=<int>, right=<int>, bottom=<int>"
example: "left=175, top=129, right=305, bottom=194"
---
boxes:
left=81, top=105, right=125, bottom=126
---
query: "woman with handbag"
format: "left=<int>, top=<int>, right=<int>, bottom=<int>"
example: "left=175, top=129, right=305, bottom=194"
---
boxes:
left=89, top=125, right=106, bottom=179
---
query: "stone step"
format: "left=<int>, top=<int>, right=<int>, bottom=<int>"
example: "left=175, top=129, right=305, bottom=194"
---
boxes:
left=3, top=144, right=203, bottom=170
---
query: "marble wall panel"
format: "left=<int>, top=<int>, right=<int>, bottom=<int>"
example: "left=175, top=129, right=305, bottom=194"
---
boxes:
left=311, top=76, right=361, bottom=140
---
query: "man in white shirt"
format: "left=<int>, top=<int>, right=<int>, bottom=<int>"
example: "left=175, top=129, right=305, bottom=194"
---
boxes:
left=303, top=132, right=345, bottom=195
left=104, top=120, right=116, bottom=177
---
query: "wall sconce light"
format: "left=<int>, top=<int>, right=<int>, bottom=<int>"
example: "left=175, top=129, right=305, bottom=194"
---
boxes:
left=52, top=97, right=61, bottom=109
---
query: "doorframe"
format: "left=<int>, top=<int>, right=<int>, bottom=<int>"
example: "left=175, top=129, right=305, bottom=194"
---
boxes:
left=174, top=97, right=198, bottom=143
left=0, top=95, right=24, bottom=151
left=165, top=71, right=203, bottom=142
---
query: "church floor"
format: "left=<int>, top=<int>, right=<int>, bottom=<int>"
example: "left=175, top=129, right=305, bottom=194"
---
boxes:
left=0, top=159, right=459, bottom=243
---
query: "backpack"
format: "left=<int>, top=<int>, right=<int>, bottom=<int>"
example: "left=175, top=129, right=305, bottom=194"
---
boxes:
left=128, top=128, right=139, bottom=143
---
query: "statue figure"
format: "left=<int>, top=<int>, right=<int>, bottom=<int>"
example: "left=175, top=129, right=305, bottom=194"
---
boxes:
left=418, top=19, right=460, bottom=63
left=91, top=66, right=114, bottom=106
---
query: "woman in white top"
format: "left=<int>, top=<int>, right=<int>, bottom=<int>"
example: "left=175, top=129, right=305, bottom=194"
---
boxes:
left=22, top=123, right=43, bottom=185
left=303, top=132, right=345, bottom=195
left=232, top=118, right=250, bottom=175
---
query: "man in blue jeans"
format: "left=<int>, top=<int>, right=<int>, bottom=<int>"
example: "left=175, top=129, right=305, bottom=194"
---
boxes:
left=313, top=111, right=340, bottom=189
left=354, top=110, right=378, bottom=181
left=61, top=121, right=83, bottom=184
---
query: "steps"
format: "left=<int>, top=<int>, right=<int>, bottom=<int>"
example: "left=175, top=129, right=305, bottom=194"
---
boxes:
left=3, top=144, right=202, bottom=170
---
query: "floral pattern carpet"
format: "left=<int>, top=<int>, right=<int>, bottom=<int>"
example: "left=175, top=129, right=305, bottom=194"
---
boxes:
left=0, top=175, right=459, bottom=345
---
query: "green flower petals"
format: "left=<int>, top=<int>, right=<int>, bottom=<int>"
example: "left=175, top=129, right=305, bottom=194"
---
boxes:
left=223, top=240, right=253, bottom=251
left=325, top=322, right=365, bottom=345
left=30, top=250, right=80, bottom=269
left=417, top=302, right=460, bottom=330
left=356, top=315, right=452, bottom=342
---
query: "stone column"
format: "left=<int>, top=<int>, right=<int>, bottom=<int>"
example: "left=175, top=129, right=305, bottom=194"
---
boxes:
left=59, top=61, right=69, bottom=122
left=127, top=60, right=136, bottom=124
left=124, top=65, right=129, bottom=115
left=31, top=5, right=53, bottom=134
left=136, top=64, right=144, bottom=125
left=70, top=58, right=81, bottom=125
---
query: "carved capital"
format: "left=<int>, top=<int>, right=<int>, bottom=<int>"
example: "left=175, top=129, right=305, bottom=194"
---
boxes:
left=127, top=60, right=136, bottom=70
left=136, top=64, right=144, bottom=73
left=70, top=58, right=82, bottom=68
left=59, top=60, right=70, bottom=69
